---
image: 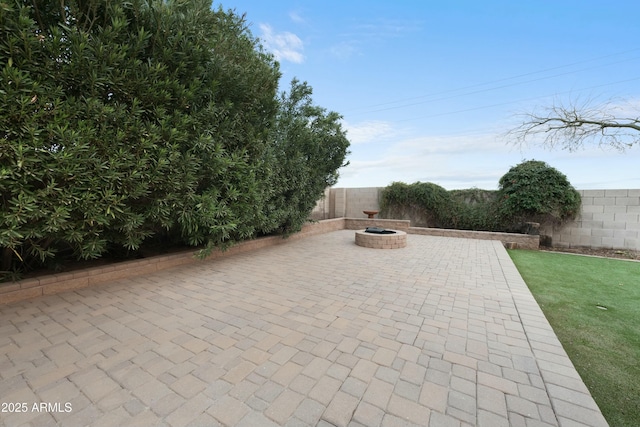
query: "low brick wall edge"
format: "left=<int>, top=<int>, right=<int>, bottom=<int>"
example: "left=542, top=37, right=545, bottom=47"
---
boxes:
left=1, top=218, right=537, bottom=304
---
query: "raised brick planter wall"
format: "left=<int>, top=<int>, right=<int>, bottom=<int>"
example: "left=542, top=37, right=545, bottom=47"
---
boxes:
left=345, top=218, right=538, bottom=249
left=408, top=227, right=539, bottom=250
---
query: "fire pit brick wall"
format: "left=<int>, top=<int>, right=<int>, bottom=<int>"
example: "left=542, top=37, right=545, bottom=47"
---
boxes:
left=355, top=230, right=407, bottom=249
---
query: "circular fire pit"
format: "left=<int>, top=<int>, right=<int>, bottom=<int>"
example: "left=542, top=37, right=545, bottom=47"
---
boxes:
left=355, top=228, right=407, bottom=249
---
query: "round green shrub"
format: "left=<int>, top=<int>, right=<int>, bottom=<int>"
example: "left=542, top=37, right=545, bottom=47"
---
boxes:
left=497, top=160, right=581, bottom=227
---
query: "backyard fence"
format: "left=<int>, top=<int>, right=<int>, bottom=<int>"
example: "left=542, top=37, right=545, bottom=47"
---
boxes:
left=312, top=187, right=640, bottom=251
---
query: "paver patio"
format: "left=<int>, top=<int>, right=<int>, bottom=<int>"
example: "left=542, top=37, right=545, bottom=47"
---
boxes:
left=0, top=230, right=608, bottom=427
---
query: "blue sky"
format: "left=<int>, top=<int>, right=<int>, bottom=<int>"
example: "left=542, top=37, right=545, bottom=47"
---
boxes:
left=219, top=0, right=640, bottom=190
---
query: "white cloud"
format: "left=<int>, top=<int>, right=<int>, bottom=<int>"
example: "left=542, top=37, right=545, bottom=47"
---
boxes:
left=336, top=131, right=524, bottom=189
left=604, top=97, right=640, bottom=119
left=336, top=124, right=640, bottom=190
left=339, top=151, right=507, bottom=190
left=259, top=24, right=304, bottom=64
left=396, top=133, right=507, bottom=155
left=343, top=120, right=395, bottom=144
left=329, top=41, right=360, bottom=60
left=329, top=19, right=421, bottom=60
left=339, top=18, right=422, bottom=42
left=289, top=11, right=305, bottom=24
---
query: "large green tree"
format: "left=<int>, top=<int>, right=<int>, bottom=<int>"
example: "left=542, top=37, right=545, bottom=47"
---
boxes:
left=260, top=79, right=350, bottom=235
left=0, top=0, right=349, bottom=277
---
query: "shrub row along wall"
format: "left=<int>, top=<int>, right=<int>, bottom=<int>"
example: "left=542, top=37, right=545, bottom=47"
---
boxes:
left=312, top=187, right=640, bottom=251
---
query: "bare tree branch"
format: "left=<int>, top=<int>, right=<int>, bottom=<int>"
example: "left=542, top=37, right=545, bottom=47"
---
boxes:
left=507, top=100, right=640, bottom=152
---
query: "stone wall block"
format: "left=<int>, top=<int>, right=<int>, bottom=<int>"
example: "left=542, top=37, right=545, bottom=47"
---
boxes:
left=602, top=221, right=627, bottom=230
left=583, top=190, right=605, bottom=198
left=616, top=197, right=640, bottom=206
left=604, top=189, right=628, bottom=197
left=601, top=237, right=625, bottom=248
left=593, top=197, right=616, bottom=206
left=580, top=196, right=594, bottom=206
left=582, top=205, right=604, bottom=213
left=603, top=205, right=628, bottom=214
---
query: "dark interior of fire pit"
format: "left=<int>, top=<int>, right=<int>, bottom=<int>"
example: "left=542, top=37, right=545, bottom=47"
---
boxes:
left=365, top=227, right=397, bottom=234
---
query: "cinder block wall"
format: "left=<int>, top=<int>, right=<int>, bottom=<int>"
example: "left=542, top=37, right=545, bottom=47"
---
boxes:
left=313, top=187, right=640, bottom=251
left=543, top=189, right=640, bottom=250
left=332, top=187, right=347, bottom=218
left=344, top=187, right=383, bottom=218
left=310, top=187, right=331, bottom=220
left=311, top=187, right=382, bottom=219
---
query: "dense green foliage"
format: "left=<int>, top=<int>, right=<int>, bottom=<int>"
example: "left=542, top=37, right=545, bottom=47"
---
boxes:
left=497, top=160, right=581, bottom=229
left=0, top=0, right=349, bottom=278
left=379, top=182, right=453, bottom=228
left=261, top=79, right=350, bottom=235
left=510, top=250, right=640, bottom=427
left=380, top=182, right=499, bottom=230
left=448, top=188, right=500, bottom=231
left=380, top=160, right=580, bottom=231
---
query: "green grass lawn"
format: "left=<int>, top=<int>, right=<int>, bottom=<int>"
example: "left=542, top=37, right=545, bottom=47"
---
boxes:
left=509, top=250, right=640, bottom=427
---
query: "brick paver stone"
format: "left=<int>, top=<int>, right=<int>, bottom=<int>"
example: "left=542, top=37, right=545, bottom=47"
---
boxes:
left=0, top=230, right=608, bottom=427
left=322, top=391, right=360, bottom=427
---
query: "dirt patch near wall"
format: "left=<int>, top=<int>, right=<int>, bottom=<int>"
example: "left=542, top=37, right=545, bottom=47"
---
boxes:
left=542, top=246, right=640, bottom=261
